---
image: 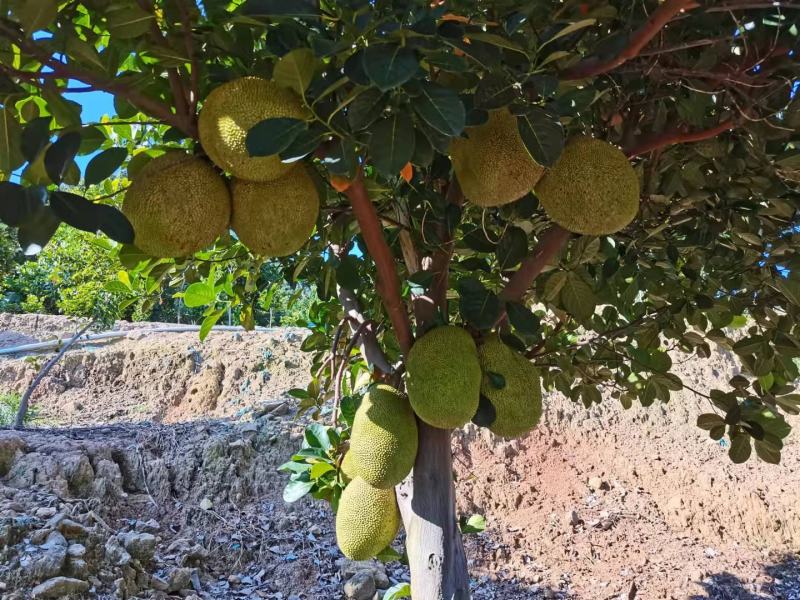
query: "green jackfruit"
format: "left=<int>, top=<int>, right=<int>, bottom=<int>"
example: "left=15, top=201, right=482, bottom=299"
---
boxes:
left=406, top=326, right=482, bottom=429
left=122, top=152, right=231, bottom=258
left=450, top=108, right=545, bottom=207
left=230, top=166, right=319, bottom=257
left=336, top=476, right=400, bottom=560
left=340, top=451, right=358, bottom=483
left=350, top=385, right=418, bottom=489
left=478, top=336, right=542, bottom=439
left=535, top=136, right=640, bottom=235
left=198, top=77, right=309, bottom=182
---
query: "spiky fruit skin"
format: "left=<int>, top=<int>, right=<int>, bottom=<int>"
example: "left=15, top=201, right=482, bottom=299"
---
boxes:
left=406, top=326, right=482, bottom=429
left=478, top=336, right=543, bottom=439
left=350, top=385, right=418, bottom=489
left=450, top=108, right=545, bottom=207
left=340, top=451, right=357, bottom=483
left=198, top=77, right=308, bottom=182
left=230, top=166, right=319, bottom=257
left=535, top=136, right=640, bottom=235
left=336, top=476, right=400, bottom=560
left=122, top=152, right=230, bottom=258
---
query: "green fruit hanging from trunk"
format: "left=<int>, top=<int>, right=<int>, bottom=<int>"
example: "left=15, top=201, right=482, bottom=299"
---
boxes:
left=336, top=476, right=400, bottom=560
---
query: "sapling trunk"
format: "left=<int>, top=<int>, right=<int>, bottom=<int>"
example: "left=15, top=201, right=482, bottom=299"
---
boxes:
left=398, top=421, right=470, bottom=600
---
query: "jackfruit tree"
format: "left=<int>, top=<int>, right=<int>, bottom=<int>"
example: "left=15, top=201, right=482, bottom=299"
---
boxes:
left=0, top=1, right=799, bottom=597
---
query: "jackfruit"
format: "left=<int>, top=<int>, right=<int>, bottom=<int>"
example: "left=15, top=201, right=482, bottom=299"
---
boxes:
left=535, top=136, right=640, bottom=235
left=350, top=384, right=418, bottom=489
left=478, top=336, right=542, bottom=439
left=340, top=451, right=358, bottom=483
left=336, top=476, right=400, bottom=560
left=406, top=326, right=482, bottom=429
left=450, top=108, right=545, bottom=207
left=198, top=77, right=309, bottom=182
left=122, top=152, right=231, bottom=258
left=230, top=166, right=319, bottom=257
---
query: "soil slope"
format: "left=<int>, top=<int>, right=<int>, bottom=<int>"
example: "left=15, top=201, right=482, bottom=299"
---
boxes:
left=0, top=314, right=798, bottom=599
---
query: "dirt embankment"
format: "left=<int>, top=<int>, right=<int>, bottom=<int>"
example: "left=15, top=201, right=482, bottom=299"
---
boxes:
left=0, top=313, right=798, bottom=599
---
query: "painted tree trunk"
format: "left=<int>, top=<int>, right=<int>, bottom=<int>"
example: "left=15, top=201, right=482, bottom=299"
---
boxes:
left=397, top=421, right=470, bottom=599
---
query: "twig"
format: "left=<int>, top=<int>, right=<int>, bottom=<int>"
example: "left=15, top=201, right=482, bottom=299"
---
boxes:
left=345, top=171, right=414, bottom=354
left=14, top=320, right=95, bottom=428
left=333, top=320, right=369, bottom=427
left=561, top=0, right=700, bottom=80
left=499, top=225, right=571, bottom=304
left=625, top=119, right=736, bottom=157
left=176, top=0, right=200, bottom=115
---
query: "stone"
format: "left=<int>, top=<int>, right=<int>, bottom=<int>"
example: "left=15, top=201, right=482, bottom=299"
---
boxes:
left=64, top=558, right=90, bottom=580
left=0, top=433, right=25, bottom=476
left=167, top=567, right=194, bottom=593
left=587, top=476, right=606, bottom=492
left=31, top=577, right=90, bottom=598
left=20, top=531, right=68, bottom=582
left=34, top=507, right=57, bottom=520
left=344, top=571, right=376, bottom=600
left=119, top=531, right=157, bottom=561
left=105, top=535, right=131, bottom=567
left=67, top=543, right=86, bottom=558
left=58, top=519, right=91, bottom=540
left=134, top=519, right=161, bottom=534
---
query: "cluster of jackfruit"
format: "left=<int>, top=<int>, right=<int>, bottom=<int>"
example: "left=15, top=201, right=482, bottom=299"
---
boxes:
left=449, top=111, right=640, bottom=234
left=123, top=77, right=319, bottom=259
left=405, top=326, right=542, bottom=439
left=335, top=384, right=415, bottom=560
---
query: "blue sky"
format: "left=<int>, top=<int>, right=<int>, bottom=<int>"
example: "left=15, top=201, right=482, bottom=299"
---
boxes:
left=66, top=87, right=115, bottom=170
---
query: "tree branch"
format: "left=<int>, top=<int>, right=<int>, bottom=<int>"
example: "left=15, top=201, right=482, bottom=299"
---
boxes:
left=345, top=172, right=414, bottom=354
left=176, top=0, right=200, bottom=115
left=561, top=0, right=700, bottom=80
left=625, top=119, right=736, bottom=157
left=0, top=21, right=196, bottom=137
left=499, top=225, right=571, bottom=304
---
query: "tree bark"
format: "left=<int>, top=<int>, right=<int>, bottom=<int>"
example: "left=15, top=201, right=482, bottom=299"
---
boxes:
left=397, top=422, right=470, bottom=600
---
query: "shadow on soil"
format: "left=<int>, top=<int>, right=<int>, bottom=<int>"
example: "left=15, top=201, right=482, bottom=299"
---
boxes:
left=689, top=554, right=800, bottom=599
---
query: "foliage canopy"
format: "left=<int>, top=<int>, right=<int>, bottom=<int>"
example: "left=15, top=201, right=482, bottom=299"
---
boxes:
left=0, top=0, right=798, bottom=473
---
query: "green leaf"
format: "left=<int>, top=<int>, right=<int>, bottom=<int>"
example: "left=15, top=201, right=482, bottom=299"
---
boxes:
left=118, top=245, right=150, bottom=269
left=362, top=44, right=419, bottom=92
left=376, top=546, right=404, bottom=564
left=45, top=132, right=82, bottom=184
left=246, top=118, right=307, bottom=157
left=775, top=278, right=800, bottom=307
left=560, top=273, right=596, bottom=321
left=776, top=394, right=800, bottom=415
left=368, top=113, right=415, bottom=177
left=413, top=82, right=465, bottom=137
left=20, top=117, right=51, bottom=163
left=754, top=439, right=781, bottom=464
left=199, top=309, right=224, bottom=341
left=629, top=348, right=672, bottom=373
left=728, top=434, right=752, bottom=464
left=472, top=394, right=497, bottom=427
left=85, top=147, right=128, bottom=186
left=383, top=582, right=411, bottom=600
left=106, top=4, right=156, bottom=39
left=542, top=18, right=597, bottom=47
left=697, top=413, right=725, bottom=430
left=459, top=513, right=487, bottom=534
left=347, top=88, right=387, bottom=131
left=0, top=108, right=24, bottom=175
left=283, top=479, right=314, bottom=503
left=183, top=282, right=216, bottom=307
left=336, top=255, right=361, bottom=291
left=515, top=107, right=564, bottom=167
left=495, top=226, right=528, bottom=269
left=733, top=335, right=766, bottom=356
left=17, top=200, right=60, bottom=256
left=305, top=423, right=332, bottom=451
left=241, top=0, right=319, bottom=17
left=458, top=278, right=500, bottom=330
left=12, top=0, right=58, bottom=36
left=505, top=302, right=540, bottom=335
left=310, top=462, right=335, bottom=479
left=273, top=48, right=318, bottom=96
left=66, top=36, right=105, bottom=70
left=542, top=271, right=568, bottom=302
left=487, top=371, right=506, bottom=390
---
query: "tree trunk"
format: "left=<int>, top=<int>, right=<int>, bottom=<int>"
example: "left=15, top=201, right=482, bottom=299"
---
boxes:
left=397, top=421, right=470, bottom=600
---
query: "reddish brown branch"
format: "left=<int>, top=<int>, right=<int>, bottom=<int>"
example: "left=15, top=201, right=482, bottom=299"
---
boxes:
left=561, top=0, right=699, bottom=80
left=625, top=119, right=736, bottom=157
left=0, top=22, right=196, bottom=136
left=345, top=172, right=414, bottom=355
left=499, top=225, right=571, bottom=304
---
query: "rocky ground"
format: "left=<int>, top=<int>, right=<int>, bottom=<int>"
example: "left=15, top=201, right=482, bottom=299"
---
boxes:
left=0, top=313, right=798, bottom=599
